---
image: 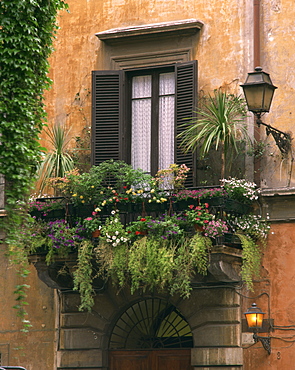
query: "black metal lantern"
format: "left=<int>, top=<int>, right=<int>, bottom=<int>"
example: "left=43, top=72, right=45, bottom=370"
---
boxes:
left=244, top=303, right=265, bottom=329
left=244, top=303, right=271, bottom=354
left=241, top=67, right=277, bottom=115
left=241, top=67, right=291, bottom=155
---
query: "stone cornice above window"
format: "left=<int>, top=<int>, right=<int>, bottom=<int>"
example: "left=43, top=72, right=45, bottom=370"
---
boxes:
left=96, top=19, right=203, bottom=42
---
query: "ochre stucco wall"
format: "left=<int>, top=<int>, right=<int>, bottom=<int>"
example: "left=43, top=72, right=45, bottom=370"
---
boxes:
left=243, top=223, right=295, bottom=370
left=44, top=0, right=295, bottom=188
left=0, top=240, right=56, bottom=369
left=43, top=0, right=252, bottom=161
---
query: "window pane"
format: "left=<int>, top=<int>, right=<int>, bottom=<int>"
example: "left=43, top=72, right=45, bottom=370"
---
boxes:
left=159, top=72, right=175, bottom=171
left=131, top=75, right=152, bottom=172
left=132, top=75, right=152, bottom=98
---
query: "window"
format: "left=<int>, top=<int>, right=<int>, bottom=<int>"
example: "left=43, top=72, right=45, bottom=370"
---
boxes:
left=92, top=60, right=197, bottom=186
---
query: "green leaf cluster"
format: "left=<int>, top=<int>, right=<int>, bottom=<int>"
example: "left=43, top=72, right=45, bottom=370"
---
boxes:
left=0, top=0, right=68, bottom=205
left=0, top=0, right=68, bottom=330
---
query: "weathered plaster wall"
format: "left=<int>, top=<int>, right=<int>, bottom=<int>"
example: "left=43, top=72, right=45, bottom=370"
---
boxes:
left=43, top=0, right=295, bottom=184
left=43, top=0, right=252, bottom=155
left=0, top=236, right=56, bottom=369
left=258, top=0, right=295, bottom=187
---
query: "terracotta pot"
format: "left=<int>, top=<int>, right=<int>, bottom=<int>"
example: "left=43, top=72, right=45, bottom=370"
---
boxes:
left=136, top=231, right=147, bottom=236
left=92, top=229, right=101, bottom=238
left=194, top=224, right=203, bottom=233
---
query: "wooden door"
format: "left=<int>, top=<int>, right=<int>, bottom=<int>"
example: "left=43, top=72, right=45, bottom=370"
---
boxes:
left=109, top=349, right=192, bottom=370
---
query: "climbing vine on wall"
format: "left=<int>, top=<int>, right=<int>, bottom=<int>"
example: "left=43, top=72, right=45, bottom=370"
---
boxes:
left=0, top=0, right=68, bottom=208
left=0, top=0, right=68, bottom=329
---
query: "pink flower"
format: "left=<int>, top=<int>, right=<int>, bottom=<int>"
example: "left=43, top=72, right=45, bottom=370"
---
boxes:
left=85, top=217, right=93, bottom=221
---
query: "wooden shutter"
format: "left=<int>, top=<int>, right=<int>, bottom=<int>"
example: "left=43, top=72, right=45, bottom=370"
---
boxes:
left=91, top=70, right=124, bottom=165
left=175, top=61, right=198, bottom=187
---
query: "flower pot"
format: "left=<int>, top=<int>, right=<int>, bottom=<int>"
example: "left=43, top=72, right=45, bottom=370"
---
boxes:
left=174, top=199, right=199, bottom=211
left=73, top=204, right=95, bottom=218
left=142, top=202, right=167, bottom=214
left=211, top=233, right=242, bottom=249
left=30, top=208, right=66, bottom=220
left=224, top=199, right=252, bottom=214
left=194, top=224, right=203, bottom=233
left=201, top=197, right=252, bottom=215
left=92, top=229, right=101, bottom=238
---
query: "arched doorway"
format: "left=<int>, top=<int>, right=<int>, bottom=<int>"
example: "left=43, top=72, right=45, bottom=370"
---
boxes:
left=109, top=298, right=193, bottom=370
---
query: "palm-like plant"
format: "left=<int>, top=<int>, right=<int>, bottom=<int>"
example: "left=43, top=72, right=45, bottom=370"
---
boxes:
left=178, top=90, right=252, bottom=178
left=37, top=123, right=74, bottom=193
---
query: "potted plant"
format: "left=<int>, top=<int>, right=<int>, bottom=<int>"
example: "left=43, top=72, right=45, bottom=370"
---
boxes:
left=185, top=203, right=213, bottom=232
left=153, top=163, right=190, bottom=192
left=36, top=122, right=74, bottom=194
left=28, top=196, right=66, bottom=220
left=83, top=212, right=102, bottom=238
left=202, top=219, right=229, bottom=245
left=126, top=216, right=152, bottom=239
left=178, top=90, right=252, bottom=178
left=99, top=211, right=130, bottom=247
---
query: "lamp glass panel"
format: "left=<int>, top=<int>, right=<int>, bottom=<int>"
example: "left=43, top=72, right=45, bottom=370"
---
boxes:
left=246, top=312, right=264, bottom=329
left=262, top=73, right=272, bottom=84
left=247, top=74, right=264, bottom=84
left=263, top=87, right=275, bottom=111
left=243, top=85, right=265, bottom=112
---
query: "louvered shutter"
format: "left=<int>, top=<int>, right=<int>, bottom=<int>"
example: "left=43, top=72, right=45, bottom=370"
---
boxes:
left=91, top=70, right=124, bottom=165
left=175, top=61, right=198, bottom=187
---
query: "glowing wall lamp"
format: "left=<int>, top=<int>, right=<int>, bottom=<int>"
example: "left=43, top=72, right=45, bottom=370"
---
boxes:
left=244, top=303, right=271, bottom=354
left=241, top=67, right=291, bottom=155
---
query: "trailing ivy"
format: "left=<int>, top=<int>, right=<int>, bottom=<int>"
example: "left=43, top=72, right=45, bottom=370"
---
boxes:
left=0, top=0, right=68, bottom=327
left=0, top=0, right=68, bottom=206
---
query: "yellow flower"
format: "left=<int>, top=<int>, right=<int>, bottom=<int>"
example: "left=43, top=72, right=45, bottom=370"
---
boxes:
left=91, top=185, right=94, bottom=188
left=73, top=193, right=77, bottom=197
left=102, top=200, right=106, bottom=206
left=82, top=200, right=85, bottom=203
left=137, top=189, right=143, bottom=194
left=95, top=207, right=101, bottom=212
left=150, top=189, right=155, bottom=193
left=126, top=188, right=132, bottom=194
left=160, top=198, right=167, bottom=203
left=156, top=199, right=161, bottom=203
left=100, top=191, right=104, bottom=194
left=148, top=199, right=152, bottom=203
left=80, top=195, right=83, bottom=199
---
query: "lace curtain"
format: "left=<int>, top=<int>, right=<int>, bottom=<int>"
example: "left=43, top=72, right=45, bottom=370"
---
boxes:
left=131, top=75, right=152, bottom=172
left=131, top=72, right=175, bottom=173
left=159, top=72, right=175, bottom=170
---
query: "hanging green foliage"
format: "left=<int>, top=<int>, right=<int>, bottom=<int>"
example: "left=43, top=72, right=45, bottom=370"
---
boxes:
left=0, top=0, right=68, bottom=329
left=0, top=0, right=68, bottom=208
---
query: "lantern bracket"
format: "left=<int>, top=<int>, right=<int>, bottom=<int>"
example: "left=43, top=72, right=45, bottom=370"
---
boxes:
left=253, top=332, right=271, bottom=355
left=256, top=113, right=291, bottom=155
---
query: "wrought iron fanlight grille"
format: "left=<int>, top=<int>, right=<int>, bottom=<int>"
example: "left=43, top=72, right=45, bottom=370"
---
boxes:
left=109, top=298, right=193, bottom=349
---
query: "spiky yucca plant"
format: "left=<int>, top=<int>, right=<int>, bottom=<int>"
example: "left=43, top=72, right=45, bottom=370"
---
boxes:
left=37, top=123, right=74, bottom=193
